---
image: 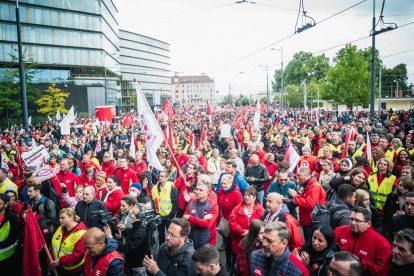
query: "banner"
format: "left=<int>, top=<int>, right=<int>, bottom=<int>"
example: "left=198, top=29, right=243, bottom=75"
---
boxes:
left=287, top=143, right=300, bottom=173
left=253, top=98, right=261, bottom=129
left=95, top=106, right=116, bottom=122
left=220, top=124, right=231, bottom=138
left=31, top=165, right=59, bottom=184
left=60, top=123, right=71, bottom=135
left=21, top=145, right=50, bottom=169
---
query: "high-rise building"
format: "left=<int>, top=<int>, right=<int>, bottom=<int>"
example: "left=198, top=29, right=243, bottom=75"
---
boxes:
left=171, top=75, right=215, bottom=107
left=0, top=0, right=170, bottom=114
left=119, top=30, right=170, bottom=112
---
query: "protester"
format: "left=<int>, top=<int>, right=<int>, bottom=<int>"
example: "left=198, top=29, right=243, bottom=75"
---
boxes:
left=388, top=192, right=414, bottom=239
left=389, top=228, right=414, bottom=274
left=50, top=208, right=87, bottom=275
left=0, top=193, right=19, bottom=273
left=192, top=244, right=227, bottom=276
left=245, top=154, right=268, bottom=203
left=249, top=221, right=309, bottom=275
left=75, top=186, right=108, bottom=228
left=102, top=176, right=125, bottom=216
left=266, top=170, right=299, bottom=217
left=327, top=251, right=363, bottom=276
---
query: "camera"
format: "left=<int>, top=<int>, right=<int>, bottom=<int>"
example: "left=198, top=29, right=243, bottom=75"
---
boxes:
left=91, top=210, right=118, bottom=230
left=136, top=203, right=161, bottom=228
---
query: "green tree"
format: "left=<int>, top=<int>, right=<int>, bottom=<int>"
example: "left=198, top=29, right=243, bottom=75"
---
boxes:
left=381, top=63, right=408, bottom=97
left=0, top=57, right=41, bottom=119
left=285, top=84, right=304, bottom=108
left=321, top=44, right=371, bottom=110
left=36, top=84, right=70, bottom=115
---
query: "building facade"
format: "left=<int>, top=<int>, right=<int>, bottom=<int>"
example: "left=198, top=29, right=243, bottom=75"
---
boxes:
left=0, top=0, right=170, bottom=114
left=119, top=30, right=170, bottom=112
left=171, top=75, right=215, bottom=107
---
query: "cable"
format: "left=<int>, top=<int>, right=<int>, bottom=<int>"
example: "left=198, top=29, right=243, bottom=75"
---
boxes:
left=316, top=0, right=367, bottom=26
left=382, top=49, right=414, bottom=58
left=254, top=2, right=297, bottom=12
left=208, top=0, right=367, bottom=73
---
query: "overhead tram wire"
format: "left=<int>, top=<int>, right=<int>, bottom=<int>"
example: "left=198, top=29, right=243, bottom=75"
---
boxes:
left=208, top=0, right=368, bottom=73
left=382, top=49, right=414, bottom=59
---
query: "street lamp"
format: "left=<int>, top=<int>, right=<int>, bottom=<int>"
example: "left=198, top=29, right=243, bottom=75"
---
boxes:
left=271, top=47, right=284, bottom=110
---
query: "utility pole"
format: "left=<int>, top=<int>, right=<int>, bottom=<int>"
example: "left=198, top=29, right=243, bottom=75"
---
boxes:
left=266, top=65, right=269, bottom=109
left=15, top=0, right=29, bottom=132
left=271, top=47, right=284, bottom=110
left=370, top=0, right=376, bottom=117
left=378, top=67, right=382, bottom=111
left=228, top=83, right=231, bottom=106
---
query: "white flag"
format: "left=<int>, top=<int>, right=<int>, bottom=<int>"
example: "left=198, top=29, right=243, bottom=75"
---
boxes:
left=109, top=143, right=114, bottom=158
left=56, top=110, right=61, bottom=121
left=134, top=82, right=163, bottom=170
left=253, top=98, right=261, bottom=129
left=31, top=165, right=59, bottom=184
left=287, top=143, right=300, bottom=173
left=366, top=132, right=372, bottom=161
left=1, top=153, right=9, bottom=171
left=28, top=116, right=32, bottom=126
left=95, top=137, right=102, bottom=156
left=32, top=138, right=37, bottom=148
left=129, top=131, right=136, bottom=158
left=47, top=115, right=52, bottom=122
left=61, top=106, right=75, bottom=124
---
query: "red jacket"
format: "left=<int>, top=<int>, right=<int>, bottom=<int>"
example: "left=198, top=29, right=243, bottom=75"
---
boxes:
left=103, top=188, right=125, bottom=216
left=56, top=170, right=79, bottom=196
left=174, top=153, right=189, bottom=168
left=229, top=202, right=264, bottom=254
left=297, top=155, right=318, bottom=174
left=114, top=168, right=138, bottom=194
left=217, top=184, right=243, bottom=221
left=293, top=177, right=326, bottom=226
left=49, top=222, right=88, bottom=273
left=334, top=226, right=392, bottom=276
left=198, top=156, right=208, bottom=171
left=263, top=160, right=278, bottom=193
left=79, top=173, right=96, bottom=187
left=130, top=161, right=148, bottom=181
left=101, top=160, right=116, bottom=177
left=174, top=174, right=197, bottom=211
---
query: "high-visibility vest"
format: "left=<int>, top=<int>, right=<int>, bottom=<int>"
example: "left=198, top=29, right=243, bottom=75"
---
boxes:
left=0, top=221, right=18, bottom=261
left=152, top=182, right=173, bottom=217
left=51, top=226, right=87, bottom=271
left=368, top=173, right=396, bottom=210
left=385, top=148, right=395, bottom=162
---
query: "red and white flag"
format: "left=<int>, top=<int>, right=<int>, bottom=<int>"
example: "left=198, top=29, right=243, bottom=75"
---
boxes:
left=253, top=98, right=261, bottom=129
left=206, top=99, right=212, bottom=115
left=285, top=143, right=300, bottom=173
left=95, top=137, right=101, bottom=155
left=134, top=82, right=164, bottom=170
left=1, top=153, right=9, bottom=171
left=31, top=165, right=59, bottom=184
left=129, top=131, right=136, bottom=158
left=162, top=99, right=175, bottom=121
left=341, top=127, right=356, bottom=159
left=366, top=132, right=372, bottom=161
left=122, top=113, right=135, bottom=127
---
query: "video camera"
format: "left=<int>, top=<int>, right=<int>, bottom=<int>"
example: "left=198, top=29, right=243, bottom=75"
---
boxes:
left=137, top=203, right=161, bottom=228
left=91, top=210, right=117, bottom=230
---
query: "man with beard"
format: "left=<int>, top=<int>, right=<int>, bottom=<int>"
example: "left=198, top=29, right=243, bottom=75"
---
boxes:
left=249, top=221, right=308, bottom=275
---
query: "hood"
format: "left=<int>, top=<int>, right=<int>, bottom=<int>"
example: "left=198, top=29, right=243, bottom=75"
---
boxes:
left=102, top=238, right=118, bottom=256
left=278, top=204, right=290, bottom=216
left=178, top=238, right=195, bottom=256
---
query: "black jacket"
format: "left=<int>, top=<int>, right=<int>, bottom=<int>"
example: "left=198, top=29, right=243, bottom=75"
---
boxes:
left=75, top=199, right=107, bottom=228
left=155, top=239, right=195, bottom=276
left=245, top=163, right=268, bottom=191
left=117, top=222, right=147, bottom=269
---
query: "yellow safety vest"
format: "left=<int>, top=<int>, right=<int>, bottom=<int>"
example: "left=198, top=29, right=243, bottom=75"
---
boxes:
left=0, top=179, right=18, bottom=197
left=0, top=220, right=18, bottom=261
left=408, top=148, right=414, bottom=156
left=350, top=150, right=363, bottom=159
left=394, top=146, right=405, bottom=154
left=368, top=174, right=396, bottom=210
left=385, top=148, right=395, bottom=162
left=51, top=226, right=86, bottom=271
left=243, top=130, right=250, bottom=144
left=152, top=182, right=173, bottom=217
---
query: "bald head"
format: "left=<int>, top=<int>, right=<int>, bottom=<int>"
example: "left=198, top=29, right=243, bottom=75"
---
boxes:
left=250, top=154, right=260, bottom=165
left=84, top=227, right=106, bottom=256
left=266, top=192, right=283, bottom=214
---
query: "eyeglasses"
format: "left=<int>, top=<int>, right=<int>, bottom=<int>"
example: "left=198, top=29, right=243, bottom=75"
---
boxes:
left=166, top=231, right=182, bottom=239
left=349, top=217, right=366, bottom=224
left=279, top=179, right=288, bottom=182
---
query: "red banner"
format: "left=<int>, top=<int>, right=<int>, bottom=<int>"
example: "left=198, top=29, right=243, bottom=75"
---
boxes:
left=95, top=106, right=116, bottom=122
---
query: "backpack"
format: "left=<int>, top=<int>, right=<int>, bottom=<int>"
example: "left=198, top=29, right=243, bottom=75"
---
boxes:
left=311, top=196, right=347, bottom=228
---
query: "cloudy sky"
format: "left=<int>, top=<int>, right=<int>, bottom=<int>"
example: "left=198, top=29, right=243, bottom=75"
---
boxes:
left=117, top=0, right=414, bottom=97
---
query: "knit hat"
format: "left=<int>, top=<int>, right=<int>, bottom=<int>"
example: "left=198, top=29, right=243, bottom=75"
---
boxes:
left=340, top=158, right=353, bottom=170
left=130, top=183, right=142, bottom=190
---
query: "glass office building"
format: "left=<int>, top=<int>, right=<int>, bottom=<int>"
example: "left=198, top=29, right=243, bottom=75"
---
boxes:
left=0, top=0, right=171, bottom=114
left=119, top=30, right=171, bottom=112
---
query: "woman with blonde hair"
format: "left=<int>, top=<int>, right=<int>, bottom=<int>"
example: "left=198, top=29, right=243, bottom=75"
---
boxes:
left=370, top=147, right=386, bottom=172
left=367, top=157, right=396, bottom=211
left=49, top=208, right=88, bottom=275
left=355, top=189, right=381, bottom=230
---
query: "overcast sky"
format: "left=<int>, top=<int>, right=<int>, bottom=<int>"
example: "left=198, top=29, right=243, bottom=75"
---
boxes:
left=117, top=0, right=414, bottom=98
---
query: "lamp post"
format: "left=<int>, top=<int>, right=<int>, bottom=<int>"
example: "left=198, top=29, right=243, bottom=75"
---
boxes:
left=271, top=47, right=284, bottom=110
left=259, top=65, right=269, bottom=109
left=370, top=0, right=376, bottom=117
left=15, top=0, right=29, bottom=132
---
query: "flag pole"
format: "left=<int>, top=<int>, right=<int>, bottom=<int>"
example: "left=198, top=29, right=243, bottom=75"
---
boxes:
left=43, top=243, right=59, bottom=276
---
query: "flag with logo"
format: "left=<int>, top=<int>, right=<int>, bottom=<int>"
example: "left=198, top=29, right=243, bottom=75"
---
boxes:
left=30, top=164, right=59, bottom=184
left=285, top=143, right=300, bottom=173
left=134, top=82, right=163, bottom=170
left=1, top=153, right=9, bottom=171
left=162, top=99, right=175, bottom=121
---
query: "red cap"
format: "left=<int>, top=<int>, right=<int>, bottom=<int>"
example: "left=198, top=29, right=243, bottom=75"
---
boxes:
left=84, top=161, right=94, bottom=167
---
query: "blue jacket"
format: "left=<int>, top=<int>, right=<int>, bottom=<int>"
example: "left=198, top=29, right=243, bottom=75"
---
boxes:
left=216, top=171, right=249, bottom=194
left=266, top=180, right=299, bottom=217
left=250, top=247, right=308, bottom=276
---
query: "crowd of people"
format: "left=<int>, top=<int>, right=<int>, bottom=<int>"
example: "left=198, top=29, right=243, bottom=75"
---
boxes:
left=0, top=107, right=414, bottom=276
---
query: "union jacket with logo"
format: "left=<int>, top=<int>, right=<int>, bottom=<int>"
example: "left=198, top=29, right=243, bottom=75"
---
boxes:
left=334, top=225, right=392, bottom=276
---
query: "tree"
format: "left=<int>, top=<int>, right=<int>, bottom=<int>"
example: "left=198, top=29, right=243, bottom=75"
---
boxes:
left=36, top=84, right=70, bottom=115
left=321, top=44, right=371, bottom=110
left=285, top=84, right=304, bottom=108
left=381, top=63, right=408, bottom=97
left=0, top=56, right=41, bottom=119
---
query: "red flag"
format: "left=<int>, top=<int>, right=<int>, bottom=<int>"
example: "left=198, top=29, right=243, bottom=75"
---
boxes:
left=260, top=103, right=267, bottom=112
left=162, top=99, right=175, bottom=121
left=341, top=128, right=355, bottom=159
left=122, top=113, right=134, bottom=127
left=206, top=99, right=212, bottom=115
left=232, top=113, right=244, bottom=128
left=167, top=123, right=176, bottom=151
left=23, top=207, right=46, bottom=276
left=247, top=122, right=253, bottom=140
